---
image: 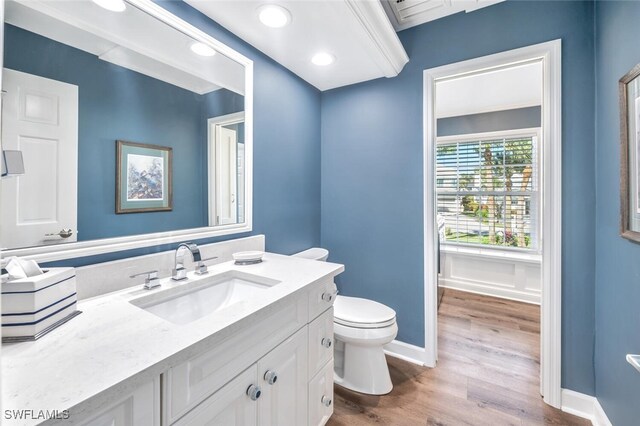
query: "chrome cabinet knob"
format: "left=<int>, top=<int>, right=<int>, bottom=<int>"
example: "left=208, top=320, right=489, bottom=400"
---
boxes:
left=321, top=395, right=332, bottom=407
left=321, top=291, right=336, bottom=302
left=246, top=384, right=262, bottom=401
left=321, top=337, right=332, bottom=349
left=264, top=370, right=278, bottom=385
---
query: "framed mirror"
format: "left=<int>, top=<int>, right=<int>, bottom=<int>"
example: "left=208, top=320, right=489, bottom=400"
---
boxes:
left=0, top=0, right=253, bottom=262
left=620, top=62, right=640, bottom=243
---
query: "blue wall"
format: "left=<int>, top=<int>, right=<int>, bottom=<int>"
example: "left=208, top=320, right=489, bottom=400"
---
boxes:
left=594, top=1, right=640, bottom=424
left=321, top=0, right=596, bottom=394
left=437, top=106, right=541, bottom=137
left=4, top=24, right=243, bottom=241
left=35, top=0, right=321, bottom=265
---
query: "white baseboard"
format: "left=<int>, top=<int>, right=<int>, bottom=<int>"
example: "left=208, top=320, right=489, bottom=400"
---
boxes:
left=439, top=280, right=540, bottom=305
left=561, top=389, right=612, bottom=426
left=593, top=399, right=613, bottom=426
left=383, top=340, right=427, bottom=366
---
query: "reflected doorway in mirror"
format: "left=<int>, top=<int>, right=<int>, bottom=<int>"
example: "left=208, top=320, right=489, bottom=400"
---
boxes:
left=208, top=112, right=246, bottom=226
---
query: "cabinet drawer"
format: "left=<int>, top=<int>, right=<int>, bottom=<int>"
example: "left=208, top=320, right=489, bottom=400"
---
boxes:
left=163, top=294, right=307, bottom=424
left=80, top=378, right=160, bottom=426
left=308, top=360, right=334, bottom=426
left=173, top=365, right=258, bottom=426
left=308, top=308, right=334, bottom=378
left=308, top=279, right=336, bottom=321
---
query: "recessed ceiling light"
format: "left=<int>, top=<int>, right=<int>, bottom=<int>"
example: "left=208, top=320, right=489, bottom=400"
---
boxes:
left=190, top=42, right=216, bottom=57
left=92, top=0, right=126, bottom=12
left=311, top=52, right=335, bottom=66
left=258, top=5, right=291, bottom=28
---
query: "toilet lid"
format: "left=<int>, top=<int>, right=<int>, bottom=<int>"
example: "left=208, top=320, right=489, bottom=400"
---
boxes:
left=333, top=295, right=396, bottom=328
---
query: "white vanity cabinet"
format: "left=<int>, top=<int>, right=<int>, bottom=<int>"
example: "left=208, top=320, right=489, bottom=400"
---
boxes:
left=163, top=278, right=337, bottom=426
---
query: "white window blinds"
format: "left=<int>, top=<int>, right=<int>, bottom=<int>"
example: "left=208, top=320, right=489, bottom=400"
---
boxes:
left=436, top=134, right=539, bottom=251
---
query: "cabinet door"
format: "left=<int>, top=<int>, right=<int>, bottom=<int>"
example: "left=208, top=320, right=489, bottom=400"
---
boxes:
left=257, top=328, right=309, bottom=426
left=173, top=366, right=259, bottom=426
left=80, top=378, right=160, bottom=426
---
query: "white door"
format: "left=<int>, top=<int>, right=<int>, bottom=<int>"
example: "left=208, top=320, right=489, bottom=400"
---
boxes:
left=1, top=68, right=78, bottom=249
left=215, top=126, right=237, bottom=225
left=173, top=365, right=258, bottom=426
left=257, top=328, right=308, bottom=426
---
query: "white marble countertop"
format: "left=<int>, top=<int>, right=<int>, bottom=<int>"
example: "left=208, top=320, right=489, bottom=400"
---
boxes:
left=1, top=253, right=344, bottom=425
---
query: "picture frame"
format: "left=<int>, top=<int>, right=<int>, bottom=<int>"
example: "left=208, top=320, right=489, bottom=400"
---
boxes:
left=116, top=140, right=172, bottom=214
left=620, top=63, right=640, bottom=243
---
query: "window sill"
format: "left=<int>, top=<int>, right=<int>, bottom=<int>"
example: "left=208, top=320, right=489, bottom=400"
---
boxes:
left=440, top=244, right=542, bottom=264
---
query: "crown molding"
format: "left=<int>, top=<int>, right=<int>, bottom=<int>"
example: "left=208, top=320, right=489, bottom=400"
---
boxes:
left=344, top=0, right=409, bottom=77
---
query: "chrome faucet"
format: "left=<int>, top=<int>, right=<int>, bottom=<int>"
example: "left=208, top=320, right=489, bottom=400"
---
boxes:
left=172, top=243, right=201, bottom=281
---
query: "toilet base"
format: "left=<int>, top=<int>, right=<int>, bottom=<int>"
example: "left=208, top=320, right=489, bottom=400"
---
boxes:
left=333, top=323, right=397, bottom=395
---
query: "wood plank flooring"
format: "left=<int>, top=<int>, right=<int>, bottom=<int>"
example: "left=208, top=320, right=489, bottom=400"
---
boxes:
left=328, top=289, right=589, bottom=426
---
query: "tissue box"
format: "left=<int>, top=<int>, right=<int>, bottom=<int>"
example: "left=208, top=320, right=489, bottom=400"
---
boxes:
left=2, top=267, right=80, bottom=342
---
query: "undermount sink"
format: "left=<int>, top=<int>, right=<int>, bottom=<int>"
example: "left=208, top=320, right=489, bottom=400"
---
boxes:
left=130, top=270, right=280, bottom=325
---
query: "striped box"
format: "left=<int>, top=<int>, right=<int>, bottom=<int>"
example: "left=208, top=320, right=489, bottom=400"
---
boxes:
left=2, top=267, right=80, bottom=342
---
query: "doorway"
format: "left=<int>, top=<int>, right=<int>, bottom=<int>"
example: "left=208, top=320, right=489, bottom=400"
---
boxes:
left=423, top=40, right=562, bottom=408
left=208, top=112, right=245, bottom=227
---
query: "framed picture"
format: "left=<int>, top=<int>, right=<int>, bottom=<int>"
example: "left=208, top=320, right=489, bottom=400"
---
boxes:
left=116, top=140, right=172, bottom=214
left=620, top=63, right=640, bottom=242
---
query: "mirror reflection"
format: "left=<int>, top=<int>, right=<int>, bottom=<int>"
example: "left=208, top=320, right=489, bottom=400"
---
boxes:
left=0, top=0, right=248, bottom=250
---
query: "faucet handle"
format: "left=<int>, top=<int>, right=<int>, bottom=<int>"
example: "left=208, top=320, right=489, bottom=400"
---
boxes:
left=195, top=256, right=219, bottom=275
left=130, top=270, right=160, bottom=290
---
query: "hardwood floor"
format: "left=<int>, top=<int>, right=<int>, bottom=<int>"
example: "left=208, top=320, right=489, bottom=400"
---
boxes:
left=328, top=289, right=589, bottom=426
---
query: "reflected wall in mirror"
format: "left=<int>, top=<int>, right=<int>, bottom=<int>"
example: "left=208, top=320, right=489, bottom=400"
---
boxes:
left=0, top=0, right=251, bottom=252
left=620, top=62, right=640, bottom=243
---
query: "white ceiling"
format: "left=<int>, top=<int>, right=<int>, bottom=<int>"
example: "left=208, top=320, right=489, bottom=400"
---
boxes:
left=5, top=0, right=245, bottom=95
left=435, top=61, right=542, bottom=118
left=381, top=0, right=504, bottom=32
left=185, top=0, right=409, bottom=91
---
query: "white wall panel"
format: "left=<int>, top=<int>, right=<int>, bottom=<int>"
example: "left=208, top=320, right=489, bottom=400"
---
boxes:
left=439, top=249, right=541, bottom=304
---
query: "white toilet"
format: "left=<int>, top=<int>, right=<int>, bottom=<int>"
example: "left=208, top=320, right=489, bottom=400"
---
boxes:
left=293, top=248, right=398, bottom=395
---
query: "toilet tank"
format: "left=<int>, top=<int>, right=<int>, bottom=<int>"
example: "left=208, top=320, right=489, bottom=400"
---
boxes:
left=292, top=247, right=329, bottom=262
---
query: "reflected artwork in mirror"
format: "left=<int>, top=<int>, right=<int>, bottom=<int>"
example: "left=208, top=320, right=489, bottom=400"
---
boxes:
left=0, top=0, right=252, bottom=256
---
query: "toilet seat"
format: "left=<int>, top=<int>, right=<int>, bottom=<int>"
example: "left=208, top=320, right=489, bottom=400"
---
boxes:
left=333, top=295, right=396, bottom=329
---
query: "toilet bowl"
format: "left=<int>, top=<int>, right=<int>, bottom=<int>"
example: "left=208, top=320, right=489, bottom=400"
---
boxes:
left=332, top=295, right=398, bottom=395
left=292, top=247, right=398, bottom=395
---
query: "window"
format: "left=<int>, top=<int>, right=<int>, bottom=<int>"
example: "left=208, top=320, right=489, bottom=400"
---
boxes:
left=436, top=132, right=539, bottom=251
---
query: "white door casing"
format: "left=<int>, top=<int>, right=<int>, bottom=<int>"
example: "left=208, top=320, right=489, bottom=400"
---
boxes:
left=237, top=143, right=245, bottom=224
left=216, top=126, right=238, bottom=225
left=423, top=40, right=562, bottom=408
left=1, top=68, right=78, bottom=249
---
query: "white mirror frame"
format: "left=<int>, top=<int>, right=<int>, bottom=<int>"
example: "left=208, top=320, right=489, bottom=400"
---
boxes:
left=0, top=0, right=254, bottom=263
